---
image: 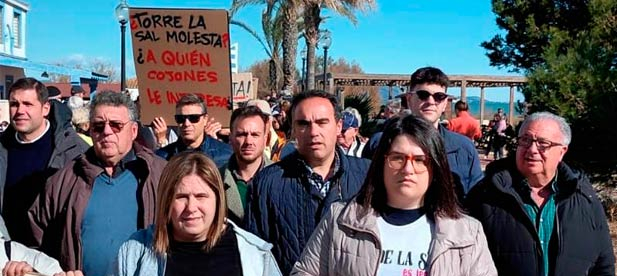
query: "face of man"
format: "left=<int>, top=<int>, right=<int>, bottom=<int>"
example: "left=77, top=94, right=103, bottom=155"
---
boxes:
left=516, top=119, right=568, bottom=185
left=90, top=105, right=138, bottom=166
left=9, top=88, right=50, bottom=140
left=176, top=104, right=207, bottom=148
left=337, top=127, right=357, bottom=149
left=292, top=97, right=342, bottom=166
left=230, top=115, right=268, bottom=164
left=407, top=83, right=449, bottom=127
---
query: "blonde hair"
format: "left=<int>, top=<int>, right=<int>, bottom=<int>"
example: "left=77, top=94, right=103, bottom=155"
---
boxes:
left=153, top=152, right=227, bottom=253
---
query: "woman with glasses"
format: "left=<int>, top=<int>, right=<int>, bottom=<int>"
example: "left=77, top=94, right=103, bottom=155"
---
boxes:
left=291, top=114, right=496, bottom=276
left=114, top=152, right=281, bottom=276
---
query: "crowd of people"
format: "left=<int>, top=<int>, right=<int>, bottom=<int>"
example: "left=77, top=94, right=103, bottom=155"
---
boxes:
left=0, top=66, right=612, bottom=276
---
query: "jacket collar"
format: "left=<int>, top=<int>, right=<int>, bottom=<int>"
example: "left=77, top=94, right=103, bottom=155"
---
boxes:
left=77, top=142, right=155, bottom=185
left=227, top=219, right=273, bottom=251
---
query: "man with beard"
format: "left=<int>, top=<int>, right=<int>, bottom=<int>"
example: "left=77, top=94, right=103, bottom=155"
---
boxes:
left=156, top=94, right=232, bottom=167
left=219, top=106, right=272, bottom=223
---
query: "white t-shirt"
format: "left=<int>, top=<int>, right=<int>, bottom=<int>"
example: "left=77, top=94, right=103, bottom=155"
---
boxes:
left=376, top=214, right=433, bottom=276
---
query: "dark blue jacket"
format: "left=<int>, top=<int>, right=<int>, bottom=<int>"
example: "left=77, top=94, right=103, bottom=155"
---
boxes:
left=439, top=125, right=484, bottom=197
left=155, top=136, right=232, bottom=168
left=244, top=148, right=370, bottom=275
left=467, top=157, right=615, bottom=276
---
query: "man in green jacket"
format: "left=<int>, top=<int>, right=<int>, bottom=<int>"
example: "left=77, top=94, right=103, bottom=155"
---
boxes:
left=220, top=106, right=272, bottom=224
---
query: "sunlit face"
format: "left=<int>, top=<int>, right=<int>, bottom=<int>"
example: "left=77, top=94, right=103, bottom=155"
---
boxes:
left=383, top=134, right=432, bottom=209
left=177, top=104, right=206, bottom=147
left=407, top=83, right=448, bottom=127
left=516, top=119, right=568, bottom=182
left=230, top=115, right=268, bottom=164
left=292, top=97, right=342, bottom=164
left=90, top=105, right=137, bottom=165
left=9, top=88, right=50, bottom=137
left=337, top=127, right=358, bottom=148
left=170, top=174, right=217, bottom=242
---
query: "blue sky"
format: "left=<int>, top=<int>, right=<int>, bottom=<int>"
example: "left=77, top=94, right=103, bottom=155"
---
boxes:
left=26, top=0, right=523, bottom=102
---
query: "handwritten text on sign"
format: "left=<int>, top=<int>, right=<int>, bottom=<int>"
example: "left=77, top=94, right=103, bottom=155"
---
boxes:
left=130, top=8, right=232, bottom=126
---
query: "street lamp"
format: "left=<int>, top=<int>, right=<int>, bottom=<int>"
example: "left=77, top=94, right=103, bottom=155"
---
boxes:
left=300, top=47, right=307, bottom=92
left=319, top=29, right=332, bottom=90
left=115, top=0, right=129, bottom=91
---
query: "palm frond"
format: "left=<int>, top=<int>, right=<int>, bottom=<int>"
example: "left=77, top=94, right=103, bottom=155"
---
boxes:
left=230, top=19, right=273, bottom=58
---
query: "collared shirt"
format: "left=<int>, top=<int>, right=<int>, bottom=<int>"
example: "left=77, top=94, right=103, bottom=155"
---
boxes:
left=517, top=174, right=559, bottom=276
left=94, top=148, right=138, bottom=178
left=299, top=152, right=341, bottom=198
left=230, top=155, right=267, bottom=208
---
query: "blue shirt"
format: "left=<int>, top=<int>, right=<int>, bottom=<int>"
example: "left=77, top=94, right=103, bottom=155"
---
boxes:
left=81, top=170, right=139, bottom=276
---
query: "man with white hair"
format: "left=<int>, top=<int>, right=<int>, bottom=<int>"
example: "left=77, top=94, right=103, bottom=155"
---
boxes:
left=467, top=111, right=614, bottom=275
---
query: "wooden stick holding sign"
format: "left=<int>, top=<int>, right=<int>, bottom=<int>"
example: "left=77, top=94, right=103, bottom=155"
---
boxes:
left=129, top=8, right=233, bottom=126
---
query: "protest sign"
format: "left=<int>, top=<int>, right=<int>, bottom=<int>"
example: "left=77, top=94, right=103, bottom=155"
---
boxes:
left=231, top=72, right=257, bottom=108
left=129, top=8, right=232, bottom=126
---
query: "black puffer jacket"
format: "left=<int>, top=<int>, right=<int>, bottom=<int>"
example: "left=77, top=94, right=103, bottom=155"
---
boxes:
left=244, top=148, right=370, bottom=275
left=467, top=157, right=615, bottom=276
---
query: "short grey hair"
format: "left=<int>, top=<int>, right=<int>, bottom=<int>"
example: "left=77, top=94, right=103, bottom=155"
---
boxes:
left=89, top=90, right=138, bottom=122
left=519, top=111, right=572, bottom=145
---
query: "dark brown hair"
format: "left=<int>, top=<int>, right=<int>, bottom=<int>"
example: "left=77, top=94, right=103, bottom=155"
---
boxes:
left=8, top=77, right=48, bottom=103
left=356, top=114, right=462, bottom=219
left=409, top=67, right=450, bottom=91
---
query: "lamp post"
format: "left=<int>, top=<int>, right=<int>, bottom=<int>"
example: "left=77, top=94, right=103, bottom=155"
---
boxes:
left=320, top=29, right=332, bottom=90
left=300, top=47, right=307, bottom=92
left=115, top=0, right=129, bottom=91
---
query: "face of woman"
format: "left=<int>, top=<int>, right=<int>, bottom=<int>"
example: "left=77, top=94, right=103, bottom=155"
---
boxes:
left=383, top=134, right=432, bottom=209
left=170, top=174, right=218, bottom=242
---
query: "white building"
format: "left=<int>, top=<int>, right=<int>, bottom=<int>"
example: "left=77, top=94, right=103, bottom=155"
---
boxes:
left=0, top=0, right=106, bottom=99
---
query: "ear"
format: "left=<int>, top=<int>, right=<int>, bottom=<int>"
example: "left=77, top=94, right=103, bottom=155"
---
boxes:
left=130, top=121, right=139, bottom=141
left=336, top=118, right=343, bottom=134
left=42, top=101, right=51, bottom=117
left=558, top=145, right=568, bottom=162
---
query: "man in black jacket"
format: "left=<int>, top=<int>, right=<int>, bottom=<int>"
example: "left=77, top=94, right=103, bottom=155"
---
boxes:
left=467, top=111, right=614, bottom=276
left=245, top=90, right=370, bottom=274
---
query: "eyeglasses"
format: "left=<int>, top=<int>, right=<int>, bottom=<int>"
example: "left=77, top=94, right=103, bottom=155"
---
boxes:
left=413, top=90, right=449, bottom=103
left=517, top=136, right=563, bottom=151
left=91, top=120, right=131, bottom=134
left=385, top=153, right=429, bottom=173
left=174, top=114, right=204, bottom=124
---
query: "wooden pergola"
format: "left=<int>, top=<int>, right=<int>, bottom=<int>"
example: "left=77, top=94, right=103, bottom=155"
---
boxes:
left=317, top=73, right=527, bottom=124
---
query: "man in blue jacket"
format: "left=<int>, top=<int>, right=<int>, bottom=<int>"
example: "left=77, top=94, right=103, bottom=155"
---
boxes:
left=406, top=67, right=483, bottom=198
left=467, top=112, right=614, bottom=275
left=156, top=94, right=232, bottom=168
left=245, top=90, right=370, bottom=274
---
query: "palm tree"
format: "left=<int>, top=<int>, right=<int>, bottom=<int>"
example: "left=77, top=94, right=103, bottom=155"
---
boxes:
left=231, top=0, right=299, bottom=93
left=302, top=0, right=375, bottom=90
left=230, top=1, right=283, bottom=92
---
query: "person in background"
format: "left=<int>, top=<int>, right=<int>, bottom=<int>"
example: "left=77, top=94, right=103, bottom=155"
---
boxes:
left=490, top=113, right=507, bottom=160
left=29, top=91, right=167, bottom=274
left=1, top=78, right=88, bottom=246
left=115, top=152, right=281, bottom=276
left=467, top=112, right=614, bottom=275
left=71, top=107, right=92, bottom=146
left=292, top=114, right=496, bottom=276
left=46, top=85, right=72, bottom=129
left=70, top=86, right=85, bottom=100
left=448, top=100, right=482, bottom=141
left=220, top=106, right=272, bottom=224
left=405, top=67, right=483, bottom=198
left=245, top=99, right=278, bottom=159
left=245, top=90, right=370, bottom=274
left=156, top=94, right=232, bottom=168
left=337, top=110, right=366, bottom=158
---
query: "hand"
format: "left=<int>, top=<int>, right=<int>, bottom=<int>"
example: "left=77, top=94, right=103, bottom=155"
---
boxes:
left=151, top=117, right=168, bottom=142
left=218, top=128, right=230, bottom=136
left=53, top=271, right=84, bottom=276
left=2, top=261, right=33, bottom=276
left=204, top=117, right=222, bottom=139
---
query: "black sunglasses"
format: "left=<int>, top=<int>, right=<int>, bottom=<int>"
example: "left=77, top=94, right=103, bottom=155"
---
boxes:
left=414, top=90, right=449, bottom=102
left=174, top=114, right=204, bottom=124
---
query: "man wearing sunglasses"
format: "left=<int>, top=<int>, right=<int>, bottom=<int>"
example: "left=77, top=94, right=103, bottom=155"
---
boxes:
left=467, top=112, right=614, bottom=275
left=406, top=67, right=483, bottom=199
left=29, top=91, right=168, bottom=275
left=0, top=78, right=88, bottom=246
left=156, top=94, right=232, bottom=168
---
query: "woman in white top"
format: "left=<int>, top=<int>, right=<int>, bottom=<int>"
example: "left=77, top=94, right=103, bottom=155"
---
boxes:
left=292, top=114, right=497, bottom=276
